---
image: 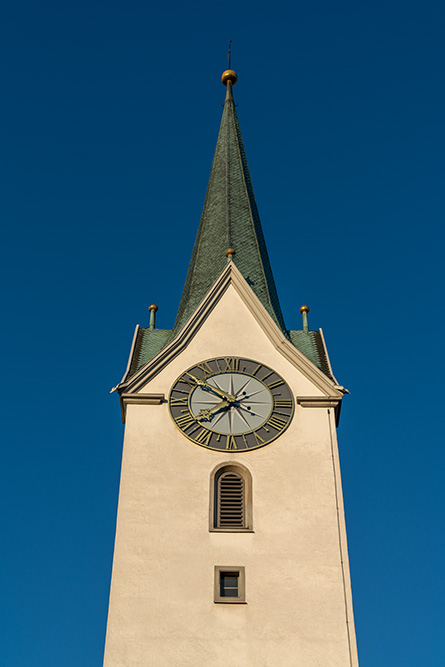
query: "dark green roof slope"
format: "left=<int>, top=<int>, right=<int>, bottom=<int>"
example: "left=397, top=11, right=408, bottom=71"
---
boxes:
left=128, top=327, right=333, bottom=382
left=288, top=330, right=334, bottom=380
left=173, top=81, right=286, bottom=336
left=128, top=328, right=171, bottom=378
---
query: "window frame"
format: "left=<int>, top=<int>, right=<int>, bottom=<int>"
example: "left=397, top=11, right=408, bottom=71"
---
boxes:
left=214, top=566, right=246, bottom=604
left=209, top=462, right=253, bottom=533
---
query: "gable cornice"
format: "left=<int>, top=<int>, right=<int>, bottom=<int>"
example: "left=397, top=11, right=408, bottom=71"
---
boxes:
left=116, top=262, right=343, bottom=400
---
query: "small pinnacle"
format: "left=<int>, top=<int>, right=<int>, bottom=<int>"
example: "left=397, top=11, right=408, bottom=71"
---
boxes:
left=149, top=303, right=158, bottom=329
left=300, top=304, right=310, bottom=332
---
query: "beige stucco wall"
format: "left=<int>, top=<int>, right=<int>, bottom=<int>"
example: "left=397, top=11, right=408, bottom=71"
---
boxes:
left=104, top=286, right=359, bottom=666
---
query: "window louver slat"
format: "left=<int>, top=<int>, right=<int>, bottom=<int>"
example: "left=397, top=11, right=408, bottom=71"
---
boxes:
left=217, top=472, right=245, bottom=528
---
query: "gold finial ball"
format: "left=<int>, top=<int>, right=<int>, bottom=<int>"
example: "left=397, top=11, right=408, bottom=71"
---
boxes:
left=225, top=248, right=236, bottom=257
left=221, top=69, right=238, bottom=86
left=300, top=305, right=310, bottom=314
left=148, top=303, right=158, bottom=312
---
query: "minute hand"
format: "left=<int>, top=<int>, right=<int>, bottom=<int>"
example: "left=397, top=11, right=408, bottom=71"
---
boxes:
left=188, top=374, right=236, bottom=402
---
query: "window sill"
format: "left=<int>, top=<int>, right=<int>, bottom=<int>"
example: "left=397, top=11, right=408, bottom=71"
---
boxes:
left=209, top=528, right=254, bottom=533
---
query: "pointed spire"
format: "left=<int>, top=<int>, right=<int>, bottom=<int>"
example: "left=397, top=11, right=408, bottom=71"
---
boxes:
left=172, top=65, right=286, bottom=336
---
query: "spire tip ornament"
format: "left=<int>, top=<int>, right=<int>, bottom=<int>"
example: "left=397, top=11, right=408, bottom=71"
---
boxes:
left=225, top=248, right=236, bottom=261
left=222, top=39, right=237, bottom=86
left=222, top=69, right=238, bottom=86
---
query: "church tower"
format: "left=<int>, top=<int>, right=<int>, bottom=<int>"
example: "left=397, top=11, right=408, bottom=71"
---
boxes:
left=104, top=68, right=359, bottom=666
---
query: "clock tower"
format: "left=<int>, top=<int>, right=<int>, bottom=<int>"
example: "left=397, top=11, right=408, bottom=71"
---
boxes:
left=104, top=69, right=359, bottom=666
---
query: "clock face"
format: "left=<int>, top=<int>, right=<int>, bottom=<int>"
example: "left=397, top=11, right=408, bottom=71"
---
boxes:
left=168, top=357, right=294, bottom=451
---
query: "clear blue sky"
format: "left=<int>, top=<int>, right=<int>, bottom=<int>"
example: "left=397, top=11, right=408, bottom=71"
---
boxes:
left=2, top=1, right=444, bottom=664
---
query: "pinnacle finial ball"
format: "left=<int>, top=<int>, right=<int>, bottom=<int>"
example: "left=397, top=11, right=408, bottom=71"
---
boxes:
left=225, top=248, right=236, bottom=257
left=300, top=305, right=310, bottom=314
left=148, top=303, right=158, bottom=312
left=221, top=69, right=238, bottom=86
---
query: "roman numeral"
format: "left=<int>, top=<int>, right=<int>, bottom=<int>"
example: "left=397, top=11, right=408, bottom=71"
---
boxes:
left=253, top=430, right=265, bottom=445
left=273, top=399, right=292, bottom=409
left=194, top=428, right=212, bottom=446
left=266, top=415, right=288, bottom=431
left=170, top=397, right=188, bottom=406
left=224, top=357, right=240, bottom=372
left=197, top=362, right=213, bottom=378
left=175, top=414, right=196, bottom=430
left=252, top=364, right=262, bottom=376
left=268, top=379, right=284, bottom=390
left=226, top=435, right=238, bottom=450
left=180, top=374, right=197, bottom=387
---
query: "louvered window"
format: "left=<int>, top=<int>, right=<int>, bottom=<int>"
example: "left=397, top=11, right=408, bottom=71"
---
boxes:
left=210, top=464, right=252, bottom=532
left=216, top=471, right=245, bottom=528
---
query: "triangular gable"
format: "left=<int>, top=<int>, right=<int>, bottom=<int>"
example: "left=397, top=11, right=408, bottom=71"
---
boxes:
left=117, top=262, right=344, bottom=401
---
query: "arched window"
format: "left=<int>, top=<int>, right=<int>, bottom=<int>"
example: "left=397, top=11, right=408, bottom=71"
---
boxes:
left=210, top=463, right=253, bottom=532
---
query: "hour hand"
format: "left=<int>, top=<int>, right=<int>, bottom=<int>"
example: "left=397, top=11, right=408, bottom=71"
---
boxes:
left=196, top=399, right=229, bottom=422
left=188, top=374, right=236, bottom=402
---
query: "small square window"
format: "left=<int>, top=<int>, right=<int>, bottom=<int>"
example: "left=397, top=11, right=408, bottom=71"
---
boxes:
left=214, top=566, right=246, bottom=604
left=220, top=572, right=239, bottom=597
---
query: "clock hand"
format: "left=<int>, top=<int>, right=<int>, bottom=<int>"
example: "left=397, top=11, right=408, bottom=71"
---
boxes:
left=188, top=374, right=236, bottom=402
left=238, top=388, right=267, bottom=399
left=238, top=404, right=262, bottom=418
left=196, top=399, right=230, bottom=422
left=234, top=377, right=254, bottom=398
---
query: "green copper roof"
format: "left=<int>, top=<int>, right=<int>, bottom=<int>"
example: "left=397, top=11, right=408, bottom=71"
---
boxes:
left=128, top=327, right=334, bottom=381
left=173, top=81, right=286, bottom=336
left=288, top=330, right=333, bottom=379
left=128, top=328, right=171, bottom=378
